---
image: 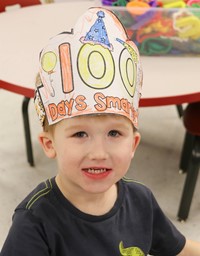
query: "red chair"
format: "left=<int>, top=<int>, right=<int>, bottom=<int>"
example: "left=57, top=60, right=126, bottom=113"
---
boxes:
left=178, top=102, right=200, bottom=221
left=0, top=0, right=41, bottom=12
left=0, top=1, right=42, bottom=166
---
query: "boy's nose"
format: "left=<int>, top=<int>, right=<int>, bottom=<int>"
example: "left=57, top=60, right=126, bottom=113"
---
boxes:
left=88, top=138, right=109, bottom=160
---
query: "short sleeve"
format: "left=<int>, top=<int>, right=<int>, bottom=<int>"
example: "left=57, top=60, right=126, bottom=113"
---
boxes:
left=0, top=210, right=50, bottom=256
left=149, top=193, right=186, bottom=256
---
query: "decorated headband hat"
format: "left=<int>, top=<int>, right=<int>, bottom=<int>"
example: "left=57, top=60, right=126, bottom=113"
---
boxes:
left=34, top=7, right=143, bottom=129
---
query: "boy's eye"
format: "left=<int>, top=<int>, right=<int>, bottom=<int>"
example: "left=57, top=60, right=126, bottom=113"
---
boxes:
left=73, top=131, right=87, bottom=138
left=108, top=130, right=120, bottom=137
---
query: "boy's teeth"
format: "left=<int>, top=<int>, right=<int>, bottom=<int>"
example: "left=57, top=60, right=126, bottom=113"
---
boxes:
left=88, top=169, right=106, bottom=174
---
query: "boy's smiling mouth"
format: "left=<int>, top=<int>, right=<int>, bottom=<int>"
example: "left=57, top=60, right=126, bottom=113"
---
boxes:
left=82, top=168, right=112, bottom=178
left=88, top=168, right=107, bottom=174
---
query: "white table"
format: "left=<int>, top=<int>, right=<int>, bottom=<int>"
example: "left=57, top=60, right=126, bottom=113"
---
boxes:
left=141, top=56, right=200, bottom=106
left=0, top=1, right=200, bottom=166
left=0, top=1, right=200, bottom=105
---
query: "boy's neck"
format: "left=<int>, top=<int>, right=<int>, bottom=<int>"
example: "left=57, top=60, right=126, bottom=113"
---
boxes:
left=55, top=175, right=118, bottom=216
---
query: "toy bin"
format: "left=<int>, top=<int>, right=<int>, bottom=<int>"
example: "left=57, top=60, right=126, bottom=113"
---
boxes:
left=95, top=0, right=200, bottom=56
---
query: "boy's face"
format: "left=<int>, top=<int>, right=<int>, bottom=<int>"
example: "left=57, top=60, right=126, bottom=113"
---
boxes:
left=39, top=114, right=140, bottom=196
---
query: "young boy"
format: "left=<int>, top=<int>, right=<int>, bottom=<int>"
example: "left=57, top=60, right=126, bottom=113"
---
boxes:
left=1, top=7, right=200, bottom=256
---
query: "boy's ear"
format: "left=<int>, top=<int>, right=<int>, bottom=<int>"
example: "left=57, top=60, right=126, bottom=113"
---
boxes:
left=38, top=132, right=56, bottom=159
left=131, top=131, right=141, bottom=158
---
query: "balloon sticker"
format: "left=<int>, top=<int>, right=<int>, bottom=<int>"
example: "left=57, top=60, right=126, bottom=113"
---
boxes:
left=41, top=51, right=57, bottom=96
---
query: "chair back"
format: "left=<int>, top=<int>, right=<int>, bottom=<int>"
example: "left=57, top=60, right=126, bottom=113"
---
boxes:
left=183, top=102, right=200, bottom=136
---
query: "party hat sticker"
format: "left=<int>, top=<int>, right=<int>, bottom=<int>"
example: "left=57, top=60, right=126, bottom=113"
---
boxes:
left=35, top=7, right=143, bottom=128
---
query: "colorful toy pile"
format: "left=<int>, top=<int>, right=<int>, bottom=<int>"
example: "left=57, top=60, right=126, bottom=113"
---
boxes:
left=101, top=0, right=200, bottom=55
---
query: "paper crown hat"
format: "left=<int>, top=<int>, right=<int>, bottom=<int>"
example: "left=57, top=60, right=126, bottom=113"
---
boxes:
left=34, top=7, right=143, bottom=129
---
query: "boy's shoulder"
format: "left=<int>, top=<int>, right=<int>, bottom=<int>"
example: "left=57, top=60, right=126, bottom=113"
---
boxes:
left=121, top=177, right=154, bottom=204
left=16, top=178, right=54, bottom=213
left=121, top=176, right=151, bottom=194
